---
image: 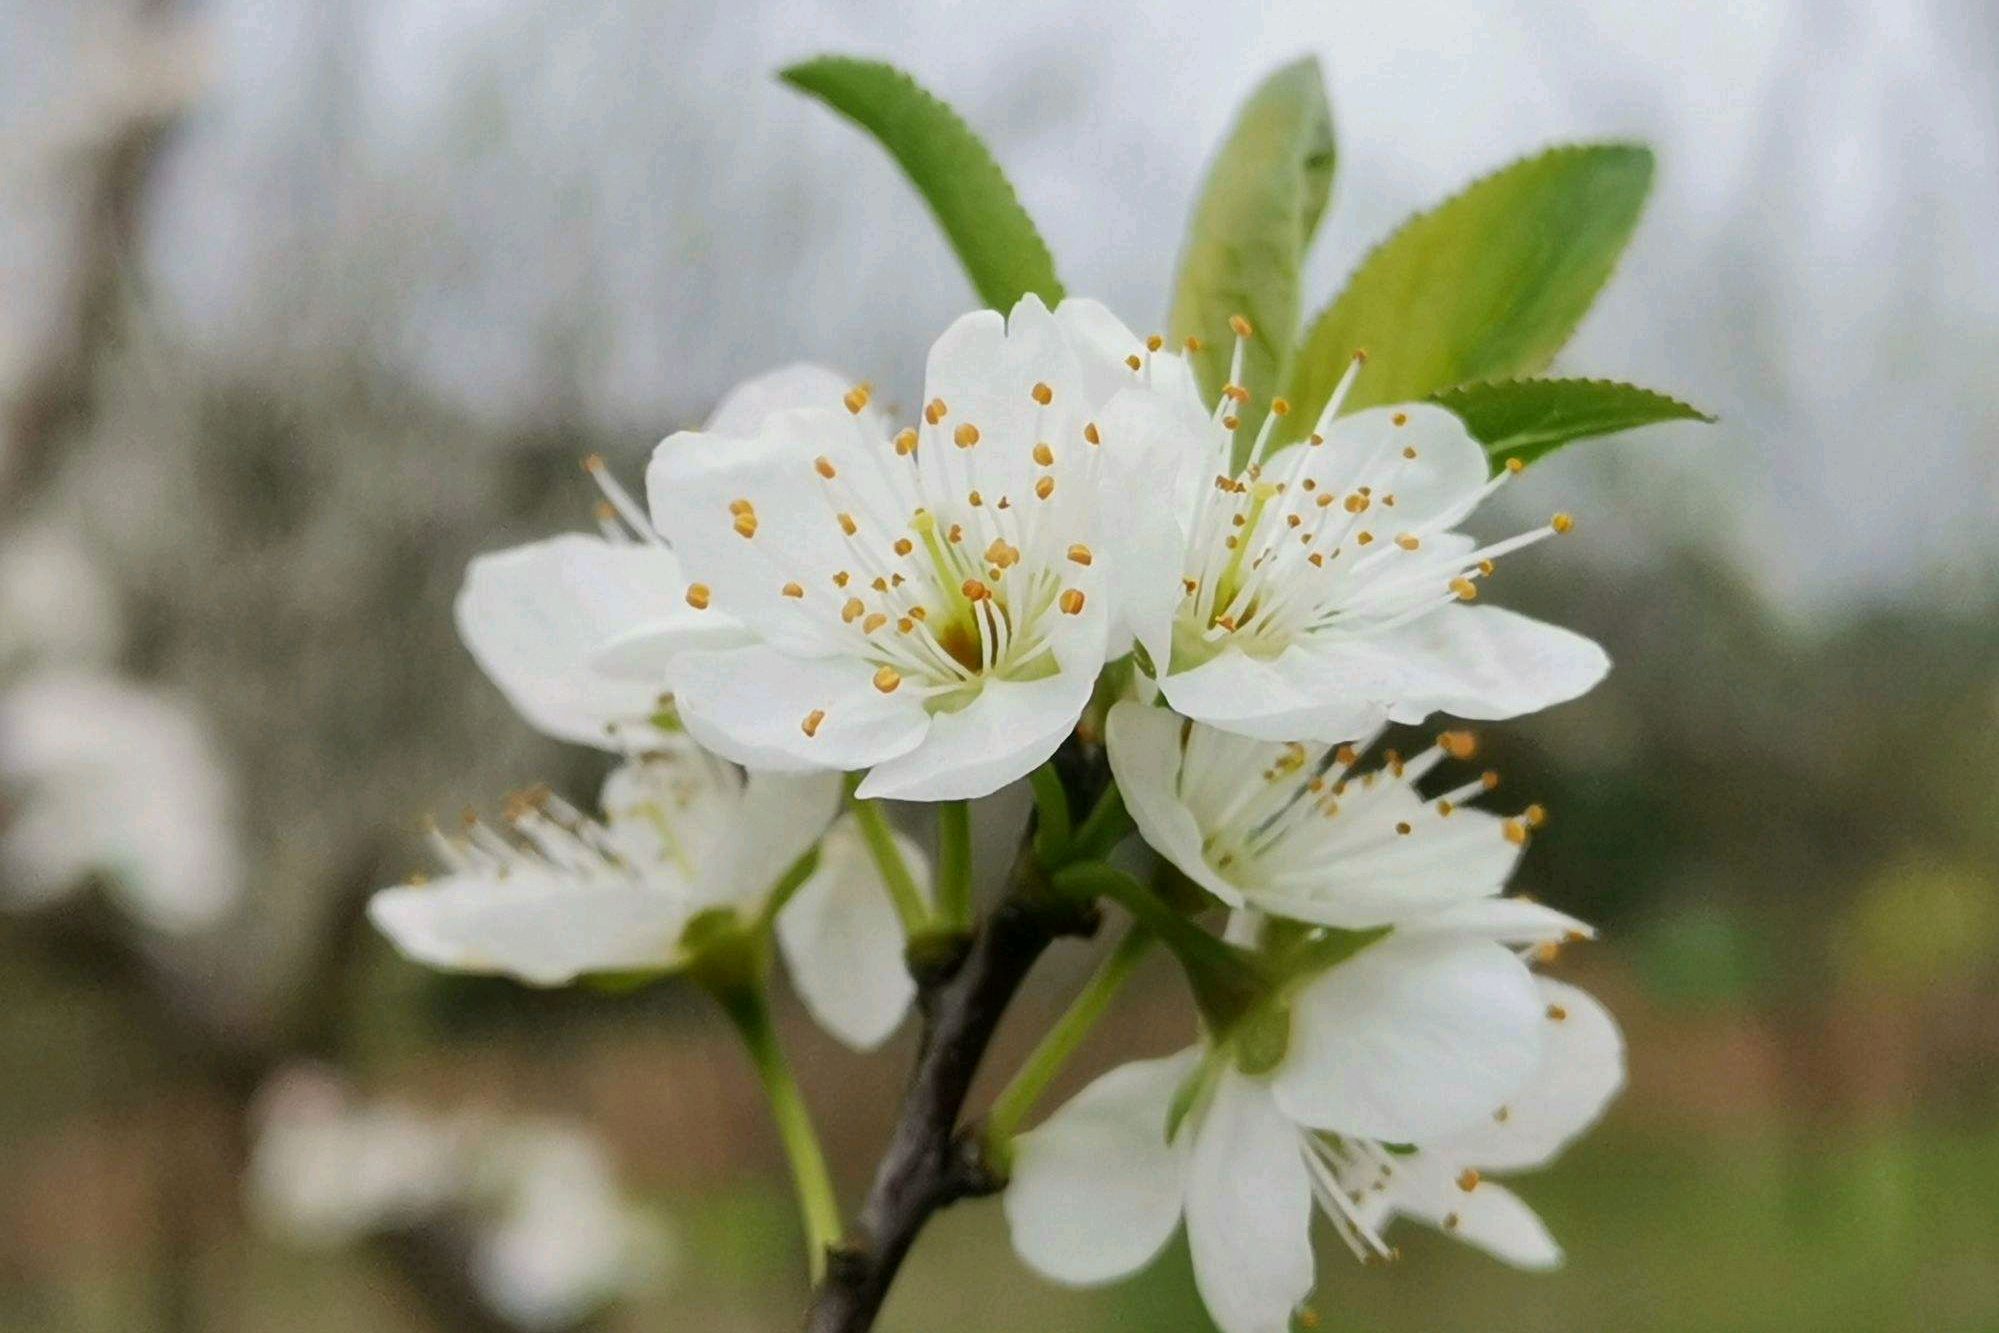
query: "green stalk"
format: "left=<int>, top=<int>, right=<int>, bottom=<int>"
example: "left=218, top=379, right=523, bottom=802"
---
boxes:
left=848, top=794, right=931, bottom=935
left=936, top=800, right=973, bottom=929
left=710, top=981, right=843, bottom=1281
left=984, top=927, right=1155, bottom=1170
left=1026, top=762, right=1072, bottom=861
left=1068, top=783, right=1133, bottom=862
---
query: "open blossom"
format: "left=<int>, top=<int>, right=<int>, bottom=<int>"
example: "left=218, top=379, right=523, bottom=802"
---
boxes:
left=367, top=745, right=923, bottom=1050
left=1005, top=913, right=1612, bottom=1333
left=1107, top=699, right=1563, bottom=931
left=1091, top=323, right=1609, bottom=743
left=451, top=365, right=878, bottom=749
left=644, top=296, right=1186, bottom=800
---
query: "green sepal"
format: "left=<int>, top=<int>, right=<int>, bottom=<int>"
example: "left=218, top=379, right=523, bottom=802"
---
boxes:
left=1231, top=1003, right=1292, bottom=1076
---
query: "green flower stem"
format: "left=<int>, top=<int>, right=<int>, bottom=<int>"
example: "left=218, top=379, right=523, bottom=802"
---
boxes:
left=984, top=926, right=1154, bottom=1170
left=710, top=979, right=843, bottom=1281
left=847, top=793, right=931, bottom=936
left=1026, top=763, right=1072, bottom=861
left=936, top=800, right=973, bottom=929
left=1068, top=783, right=1132, bottom=862
left=1051, top=861, right=1269, bottom=1034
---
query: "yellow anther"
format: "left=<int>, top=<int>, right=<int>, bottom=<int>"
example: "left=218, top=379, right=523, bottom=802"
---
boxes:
left=1457, top=1169, right=1481, bottom=1192
left=1482, top=769, right=1501, bottom=790
left=894, top=428, right=919, bottom=456
left=1356, top=531, right=1375, bottom=546
left=925, top=398, right=948, bottom=424
left=685, top=583, right=711, bottom=610
left=1125, top=354, right=1143, bottom=371
left=1438, top=730, right=1478, bottom=760
left=815, top=456, right=837, bottom=479
left=908, top=605, right=928, bottom=621
left=1451, top=577, right=1479, bottom=600
left=843, top=384, right=872, bottom=415
left=1145, top=334, right=1164, bottom=352
left=1503, top=819, right=1529, bottom=846
left=733, top=511, right=758, bottom=538
left=862, top=612, right=887, bottom=633
left=1059, top=588, right=1087, bottom=615
left=953, top=422, right=980, bottom=448
left=833, top=571, right=851, bottom=588
left=1392, top=411, right=1408, bottom=426
left=1547, top=1003, right=1569, bottom=1022
left=838, top=512, right=858, bottom=536
left=1066, top=543, right=1093, bottom=566
left=582, top=453, right=606, bottom=472
left=872, top=666, right=901, bottom=694
left=967, top=490, right=984, bottom=507
left=893, top=537, right=914, bottom=557
left=1395, top=533, right=1420, bottom=550
left=1552, top=512, right=1575, bottom=534
left=841, top=597, right=865, bottom=623
left=1031, top=381, right=1053, bottom=405
left=1184, top=335, right=1204, bottom=353
left=1402, top=445, right=1418, bottom=459
left=1229, top=313, right=1253, bottom=338
left=1335, top=744, right=1359, bottom=766
left=1032, top=442, right=1054, bottom=466
left=1525, top=803, right=1548, bottom=829
left=962, top=578, right=990, bottom=601
left=801, top=709, right=825, bottom=737
left=781, top=581, right=804, bottom=599
left=593, top=500, right=618, bottom=522
left=1506, top=457, right=1525, bottom=473
left=1083, top=422, right=1101, bottom=445
left=1035, top=476, right=1056, bottom=500
left=1270, top=396, right=1291, bottom=416
left=1396, top=821, right=1413, bottom=835
left=1479, top=559, right=1496, bottom=576
left=1493, top=1105, right=1510, bottom=1123
left=1222, top=415, right=1241, bottom=432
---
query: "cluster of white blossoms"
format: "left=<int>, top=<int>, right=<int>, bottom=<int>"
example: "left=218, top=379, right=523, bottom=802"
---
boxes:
left=372, top=293, right=1625, bottom=1333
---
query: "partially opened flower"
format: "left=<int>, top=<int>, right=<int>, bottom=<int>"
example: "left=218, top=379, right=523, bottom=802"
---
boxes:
left=1107, top=699, right=1550, bottom=930
left=366, top=745, right=922, bottom=1049
left=1005, top=914, right=1602, bottom=1333
left=453, top=365, right=881, bottom=749
left=1097, top=325, right=1609, bottom=742
left=645, top=295, right=1174, bottom=800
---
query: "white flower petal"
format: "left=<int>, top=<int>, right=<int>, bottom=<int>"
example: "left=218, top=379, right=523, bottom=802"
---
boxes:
left=1103, top=702, right=1244, bottom=908
left=367, top=870, right=687, bottom=986
left=922, top=296, right=1087, bottom=502
left=455, top=535, right=741, bottom=748
left=1374, top=1152, right=1562, bottom=1270
left=1401, top=897, right=1596, bottom=946
left=696, top=768, right=844, bottom=913
left=1273, top=935, right=1544, bottom=1142
left=1310, top=404, right=1489, bottom=531
left=1185, top=1072, right=1316, bottom=1333
left=1051, top=297, right=1202, bottom=413
left=1436, top=979, right=1625, bottom=1173
left=1159, top=644, right=1388, bottom=743
left=774, top=816, right=920, bottom=1050
left=706, top=362, right=883, bottom=439
left=1092, top=385, right=1209, bottom=663
left=670, top=644, right=931, bottom=775
left=1003, top=1048, right=1200, bottom=1287
left=647, top=406, right=897, bottom=656
left=855, top=668, right=1094, bottom=801
left=1359, top=605, right=1611, bottom=725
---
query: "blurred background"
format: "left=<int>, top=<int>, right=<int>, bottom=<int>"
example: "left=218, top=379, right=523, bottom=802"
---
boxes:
left=2, top=0, right=1995, bottom=1328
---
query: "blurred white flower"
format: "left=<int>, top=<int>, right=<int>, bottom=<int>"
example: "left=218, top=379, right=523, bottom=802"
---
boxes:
left=1106, top=701, right=1591, bottom=935
left=368, top=745, right=924, bottom=1047
left=1100, top=329, right=1607, bottom=743
left=248, top=1065, right=673, bottom=1330
left=0, top=521, right=123, bottom=672
left=646, top=296, right=1180, bottom=800
left=0, top=670, right=243, bottom=932
left=1004, top=923, right=1612, bottom=1333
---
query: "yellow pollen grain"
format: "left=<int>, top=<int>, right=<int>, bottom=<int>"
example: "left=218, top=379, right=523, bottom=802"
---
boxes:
left=837, top=512, right=858, bottom=537
left=1125, top=354, right=1142, bottom=371
left=947, top=524, right=964, bottom=544
left=862, top=612, right=887, bottom=633
left=1356, top=531, right=1375, bottom=546
left=1031, top=381, right=1053, bottom=405
left=925, top=398, right=948, bottom=424
left=1229, top=313, right=1253, bottom=338
left=1035, top=476, right=1056, bottom=500
left=1395, top=821, right=1413, bottom=835
left=1287, top=513, right=1303, bottom=528
left=801, top=709, right=825, bottom=737
left=1059, top=588, right=1086, bottom=615
left=954, top=422, right=980, bottom=448
left=729, top=498, right=752, bottom=515
left=684, top=583, right=711, bottom=610
left=1525, top=803, right=1548, bottom=829
left=1479, top=559, right=1496, bottom=576
left=1307, top=551, right=1325, bottom=567
left=1506, top=457, right=1525, bottom=474
left=894, top=428, right=919, bottom=456
left=843, top=384, right=872, bottom=414
left=1395, top=533, right=1420, bottom=550
left=1552, top=512, right=1575, bottom=534
left=1084, top=422, right=1101, bottom=445
left=872, top=666, right=901, bottom=694
left=833, top=571, right=851, bottom=588
left=1392, top=412, right=1408, bottom=426
left=1438, top=730, right=1478, bottom=759
left=1451, top=577, right=1479, bottom=600
left=1457, top=1169, right=1481, bottom=1192
left=781, top=581, right=804, bottom=599
left=733, top=511, right=758, bottom=538
left=1503, top=819, right=1529, bottom=846
left=1146, top=334, right=1164, bottom=352
left=1067, top=543, right=1093, bottom=566
left=896, top=616, right=914, bottom=633
left=1222, top=415, right=1241, bottom=432
left=893, top=537, right=913, bottom=557
left=1270, top=396, right=1291, bottom=416
left=962, top=578, right=990, bottom=601
left=909, top=605, right=928, bottom=621
left=1344, top=493, right=1367, bottom=514
left=1547, top=1003, right=1569, bottom=1022
left=1032, top=442, right=1054, bottom=466
left=815, top=455, right=837, bottom=479
left=841, top=597, right=865, bottom=623
left=967, top=490, right=984, bottom=507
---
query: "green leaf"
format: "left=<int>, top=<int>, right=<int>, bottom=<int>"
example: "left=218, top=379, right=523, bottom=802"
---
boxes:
left=1168, top=56, right=1336, bottom=411
left=1286, top=144, right=1655, bottom=433
left=1436, top=377, right=1714, bottom=471
left=780, top=56, right=1062, bottom=311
